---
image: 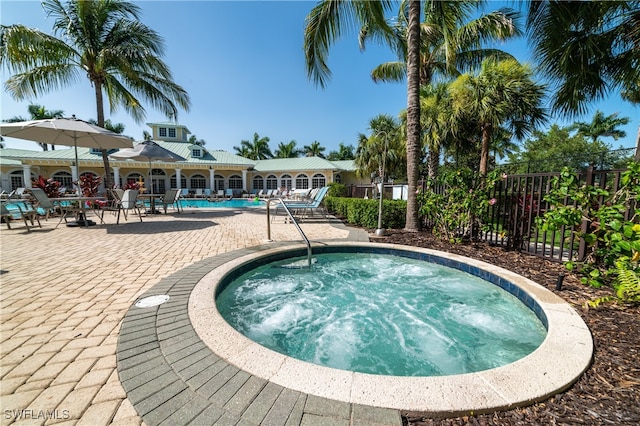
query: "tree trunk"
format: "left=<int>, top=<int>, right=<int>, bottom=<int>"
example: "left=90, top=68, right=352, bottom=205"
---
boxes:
left=428, top=146, right=439, bottom=179
left=479, top=126, right=491, bottom=176
left=404, top=0, right=421, bottom=232
left=94, top=82, right=114, bottom=188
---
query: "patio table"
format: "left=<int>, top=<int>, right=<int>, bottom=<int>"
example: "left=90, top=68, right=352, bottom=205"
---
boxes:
left=50, top=196, right=106, bottom=227
left=137, top=193, right=164, bottom=214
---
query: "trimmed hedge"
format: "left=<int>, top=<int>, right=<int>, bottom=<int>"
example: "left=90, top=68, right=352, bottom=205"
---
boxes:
left=324, top=196, right=406, bottom=229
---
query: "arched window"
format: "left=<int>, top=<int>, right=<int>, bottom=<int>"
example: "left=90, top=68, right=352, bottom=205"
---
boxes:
left=266, top=174, right=278, bottom=190
left=311, top=173, right=326, bottom=188
left=228, top=174, right=243, bottom=190
left=281, top=174, right=292, bottom=189
left=252, top=175, right=264, bottom=191
left=52, top=171, right=73, bottom=189
left=214, top=174, right=225, bottom=191
left=151, top=168, right=167, bottom=193
left=10, top=170, right=24, bottom=190
left=170, top=174, right=187, bottom=189
left=190, top=174, right=206, bottom=189
left=295, top=173, right=309, bottom=189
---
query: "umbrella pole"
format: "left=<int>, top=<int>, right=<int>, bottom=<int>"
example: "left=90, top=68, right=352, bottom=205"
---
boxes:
left=74, top=139, right=81, bottom=196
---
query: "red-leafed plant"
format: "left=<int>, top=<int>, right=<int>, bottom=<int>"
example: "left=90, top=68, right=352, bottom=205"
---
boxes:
left=32, top=175, right=63, bottom=198
left=76, top=174, right=102, bottom=197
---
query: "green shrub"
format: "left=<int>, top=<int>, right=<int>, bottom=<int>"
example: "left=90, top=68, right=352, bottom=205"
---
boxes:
left=327, top=182, right=347, bottom=198
left=537, top=162, right=640, bottom=306
left=325, top=196, right=406, bottom=229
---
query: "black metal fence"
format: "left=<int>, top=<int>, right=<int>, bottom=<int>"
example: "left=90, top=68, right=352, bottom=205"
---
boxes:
left=346, top=167, right=635, bottom=263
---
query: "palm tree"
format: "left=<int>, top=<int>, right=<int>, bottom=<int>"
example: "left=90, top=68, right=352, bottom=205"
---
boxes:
left=88, top=118, right=125, bottom=135
left=355, top=114, right=404, bottom=181
left=234, top=133, right=272, bottom=160
left=1, top=0, right=191, bottom=187
left=449, top=59, right=547, bottom=175
left=362, top=1, right=522, bottom=178
left=303, top=140, right=326, bottom=158
left=527, top=1, right=640, bottom=116
left=274, top=140, right=302, bottom=158
left=304, top=0, right=422, bottom=231
left=143, top=130, right=153, bottom=141
left=570, top=110, right=630, bottom=143
left=5, top=104, right=64, bottom=150
left=327, top=142, right=356, bottom=160
left=188, top=135, right=206, bottom=146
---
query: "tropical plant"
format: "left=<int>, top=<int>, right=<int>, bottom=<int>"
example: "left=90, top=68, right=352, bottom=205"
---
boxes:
left=31, top=175, right=62, bottom=198
left=87, top=118, right=125, bottom=135
left=188, top=135, right=206, bottom=146
left=354, top=114, right=405, bottom=182
left=527, top=1, right=640, bottom=116
left=418, top=168, right=502, bottom=242
left=570, top=110, right=630, bottom=144
left=326, top=142, right=356, bottom=160
left=303, top=140, right=326, bottom=158
left=233, top=133, right=272, bottom=160
left=0, top=0, right=191, bottom=187
left=5, top=104, right=64, bottom=150
left=143, top=131, right=153, bottom=141
left=362, top=0, right=521, bottom=178
left=274, top=140, right=301, bottom=158
left=506, top=124, right=634, bottom=173
left=537, top=163, right=640, bottom=306
left=449, top=59, right=547, bottom=175
left=304, top=0, right=422, bottom=231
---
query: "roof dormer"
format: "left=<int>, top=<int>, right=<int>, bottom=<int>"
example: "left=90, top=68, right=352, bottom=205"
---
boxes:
left=145, top=122, right=191, bottom=142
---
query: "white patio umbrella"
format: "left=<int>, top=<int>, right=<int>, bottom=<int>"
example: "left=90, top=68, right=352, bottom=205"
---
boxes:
left=0, top=117, right=133, bottom=192
left=109, top=140, right=186, bottom=193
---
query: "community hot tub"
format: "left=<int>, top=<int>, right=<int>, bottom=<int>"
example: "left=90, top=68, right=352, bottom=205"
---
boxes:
left=189, top=242, right=593, bottom=414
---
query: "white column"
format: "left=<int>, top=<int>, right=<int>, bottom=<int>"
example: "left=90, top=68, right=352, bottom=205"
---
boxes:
left=70, top=164, right=78, bottom=185
left=112, top=166, right=121, bottom=188
left=23, top=165, right=32, bottom=188
left=209, top=168, right=215, bottom=190
left=175, top=168, right=182, bottom=190
left=242, top=170, right=248, bottom=191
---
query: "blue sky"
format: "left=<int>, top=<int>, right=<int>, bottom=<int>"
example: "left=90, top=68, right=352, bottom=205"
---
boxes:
left=1, top=0, right=638, bottom=156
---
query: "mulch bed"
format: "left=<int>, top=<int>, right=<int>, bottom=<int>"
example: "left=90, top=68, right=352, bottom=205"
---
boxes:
left=370, top=229, right=639, bottom=426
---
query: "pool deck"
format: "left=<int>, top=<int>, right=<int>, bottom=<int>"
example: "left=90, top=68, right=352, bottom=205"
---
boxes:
left=0, top=206, right=592, bottom=425
left=1, top=207, right=402, bottom=425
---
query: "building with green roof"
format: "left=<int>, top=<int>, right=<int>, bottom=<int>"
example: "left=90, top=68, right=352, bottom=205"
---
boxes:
left=0, top=122, right=367, bottom=194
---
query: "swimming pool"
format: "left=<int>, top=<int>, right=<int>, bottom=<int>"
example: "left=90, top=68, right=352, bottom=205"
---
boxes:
left=190, top=242, right=593, bottom=413
left=217, top=251, right=547, bottom=376
left=180, top=198, right=264, bottom=208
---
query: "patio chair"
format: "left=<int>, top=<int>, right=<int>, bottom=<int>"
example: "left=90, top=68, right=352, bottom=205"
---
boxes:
left=273, top=186, right=329, bottom=221
left=225, top=189, right=234, bottom=199
left=101, top=189, right=143, bottom=224
left=195, top=188, right=204, bottom=198
left=203, top=189, right=212, bottom=199
left=160, top=189, right=182, bottom=214
left=216, top=190, right=224, bottom=199
left=28, top=188, right=59, bottom=221
left=1, top=201, right=41, bottom=232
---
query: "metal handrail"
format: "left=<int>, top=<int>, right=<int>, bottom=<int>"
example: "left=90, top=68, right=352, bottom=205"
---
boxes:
left=266, top=198, right=312, bottom=268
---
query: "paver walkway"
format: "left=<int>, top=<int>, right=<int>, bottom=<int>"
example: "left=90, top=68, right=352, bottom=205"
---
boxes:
left=1, top=207, right=399, bottom=425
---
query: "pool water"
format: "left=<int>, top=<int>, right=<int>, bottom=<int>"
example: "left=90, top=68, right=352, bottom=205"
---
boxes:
left=180, top=198, right=264, bottom=208
left=217, top=252, right=547, bottom=377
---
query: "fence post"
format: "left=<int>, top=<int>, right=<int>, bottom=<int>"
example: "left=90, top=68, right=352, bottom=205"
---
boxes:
left=577, top=164, right=595, bottom=261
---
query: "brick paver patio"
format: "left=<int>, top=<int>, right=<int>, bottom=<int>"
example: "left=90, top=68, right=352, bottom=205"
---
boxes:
left=1, top=206, right=402, bottom=425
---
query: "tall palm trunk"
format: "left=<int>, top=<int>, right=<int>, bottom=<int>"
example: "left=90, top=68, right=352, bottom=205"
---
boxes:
left=405, top=0, right=421, bottom=232
left=479, top=125, right=491, bottom=176
left=94, top=81, right=114, bottom=188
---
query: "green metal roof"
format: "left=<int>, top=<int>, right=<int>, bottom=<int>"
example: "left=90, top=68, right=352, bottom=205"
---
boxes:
left=253, top=157, right=352, bottom=172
